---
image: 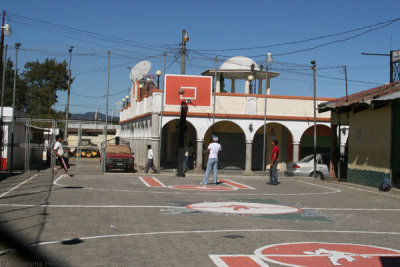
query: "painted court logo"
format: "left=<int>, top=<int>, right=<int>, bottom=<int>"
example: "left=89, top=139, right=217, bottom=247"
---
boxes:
left=254, top=242, right=400, bottom=266
left=186, top=202, right=301, bottom=215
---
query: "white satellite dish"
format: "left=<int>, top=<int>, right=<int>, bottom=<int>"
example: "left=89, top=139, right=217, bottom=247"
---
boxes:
left=130, top=60, right=151, bottom=81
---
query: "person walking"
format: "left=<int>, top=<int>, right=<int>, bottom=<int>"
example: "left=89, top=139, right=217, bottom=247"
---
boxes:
left=200, top=135, right=221, bottom=186
left=145, top=145, right=159, bottom=174
left=268, top=139, right=279, bottom=185
left=184, top=141, right=194, bottom=171
left=53, top=135, right=71, bottom=177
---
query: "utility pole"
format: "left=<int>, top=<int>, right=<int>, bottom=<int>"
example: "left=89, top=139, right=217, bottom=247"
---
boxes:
left=0, top=10, right=7, bottom=100
left=311, top=60, right=317, bottom=179
left=212, top=56, right=218, bottom=134
left=263, top=52, right=273, bottom=175
left=103, top=50, right=110, bottom=173
left=1, top=10, right=12, bottom=171
left=0, top=44, right=7, bottom=171
left=180, top=30, right=189, bottom=75
left=344, top=65, right=348, bottom=102
left=64, top=46, right=73, bottom=140
left=10, top=42, right=20, bottom=174
left=158, top=53, right=166, bottom=168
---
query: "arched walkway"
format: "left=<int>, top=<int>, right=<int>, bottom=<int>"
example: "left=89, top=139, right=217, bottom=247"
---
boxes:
left=300, top=125, right=331, bottom=159
left=161, top=120, right=197, bottom=168
left=252, top=123, right=293, bottom=170
left=203, top=121, right=245, bottom=170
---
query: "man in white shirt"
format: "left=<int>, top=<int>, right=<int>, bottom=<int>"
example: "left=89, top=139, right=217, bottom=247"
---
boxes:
left=145, top=145, right=160, bottom=174
left=200, top=135, right=222, bottom=185
left=53, top=135, right=71, bottom=176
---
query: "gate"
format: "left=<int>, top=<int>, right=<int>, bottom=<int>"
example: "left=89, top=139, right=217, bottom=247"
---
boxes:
left=18, top=119, right=110, bottom=175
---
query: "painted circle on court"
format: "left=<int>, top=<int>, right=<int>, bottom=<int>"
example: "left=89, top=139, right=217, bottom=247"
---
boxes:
left=169, top=185, right=236, bottom=191
left=254, top=242, right=400, bottom=267
left=185, top=201, right=301, bottom=214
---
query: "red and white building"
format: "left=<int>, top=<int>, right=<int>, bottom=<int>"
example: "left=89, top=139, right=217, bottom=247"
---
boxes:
left=120, top=56, right=337, bottom=174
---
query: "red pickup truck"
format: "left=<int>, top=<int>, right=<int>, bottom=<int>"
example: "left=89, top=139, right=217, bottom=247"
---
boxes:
left=105, top=145, right=135, bottom=172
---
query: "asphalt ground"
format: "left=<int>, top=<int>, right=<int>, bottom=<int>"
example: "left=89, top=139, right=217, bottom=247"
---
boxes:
left=0, top=164, right=400, bottom=267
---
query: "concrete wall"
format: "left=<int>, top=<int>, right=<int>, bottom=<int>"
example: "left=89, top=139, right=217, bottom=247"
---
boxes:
left=347, top=106, right=391, bottom=186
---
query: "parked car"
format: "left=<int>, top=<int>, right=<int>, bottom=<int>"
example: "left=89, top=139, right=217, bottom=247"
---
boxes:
left=105, top=145, right=135, bottom=172
left=284, top=154, right=330, bottom=179
left=73, top=139, right=100, bottom=158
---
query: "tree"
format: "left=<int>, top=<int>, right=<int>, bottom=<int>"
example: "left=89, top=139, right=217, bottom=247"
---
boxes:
left=2, top=59, right=28, bottom=111
left=21, top=58, right=70, bottom=119
left=3, top=58, right=71, bottom=119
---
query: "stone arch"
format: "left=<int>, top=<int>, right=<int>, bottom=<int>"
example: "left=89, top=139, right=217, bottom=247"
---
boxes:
left=160, top=119, right=197, bottom=168
left=203, top=120, right=245, bottom=170
left=252, top=122, right=294, bottom=170
left=300, top=124, right=331, bottom=159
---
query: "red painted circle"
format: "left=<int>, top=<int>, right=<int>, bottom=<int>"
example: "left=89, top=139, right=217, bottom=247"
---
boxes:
left=169, top=185, right=236, bottom=191
left=255, top=242, right=400, bottom=267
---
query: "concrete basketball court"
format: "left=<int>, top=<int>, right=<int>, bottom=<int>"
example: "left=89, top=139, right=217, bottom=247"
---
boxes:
left=0, top=170, right=400, bottom=266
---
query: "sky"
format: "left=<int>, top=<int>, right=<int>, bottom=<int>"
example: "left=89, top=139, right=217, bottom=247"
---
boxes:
left=1, top=0, right=399, bottom=116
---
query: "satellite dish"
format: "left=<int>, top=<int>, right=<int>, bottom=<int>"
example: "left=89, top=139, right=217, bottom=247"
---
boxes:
left=130, top=60, right=151, bottom=81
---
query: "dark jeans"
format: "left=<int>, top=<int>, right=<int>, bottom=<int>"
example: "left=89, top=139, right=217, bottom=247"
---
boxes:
left=145, top=159, right=159, bottom=173
left=269, top=161, right=278, bottom=184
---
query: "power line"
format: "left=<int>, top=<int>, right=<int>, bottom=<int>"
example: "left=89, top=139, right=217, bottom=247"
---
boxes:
left=191, top=16, right=400, bottom=53
left=7, top=12, right=166, bottom=52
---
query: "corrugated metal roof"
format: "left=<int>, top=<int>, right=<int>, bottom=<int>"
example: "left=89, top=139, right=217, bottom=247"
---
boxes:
left=319, top=81, right=400, bottom=111
left=372, top=90, right=400, bottom=102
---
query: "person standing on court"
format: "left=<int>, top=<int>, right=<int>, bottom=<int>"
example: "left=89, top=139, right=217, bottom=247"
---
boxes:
left=145, top=145, right=160, bottom=174
left=53, top=135, right=71, bottom=177
left=268, top=139, right=279, bottom=185
left=200, top=135, right=222, bottom=185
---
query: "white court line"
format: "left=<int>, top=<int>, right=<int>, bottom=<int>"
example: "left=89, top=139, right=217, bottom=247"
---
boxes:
left=209, top=255, right=269, bottom=267
left=52, top=176, right=341, bottom=196
left=254, top=253, right=400, bottom=257
left=0, top=174, right=39, bottom=198
left=302, top=207, right=400, bottom=211
left=221, top=179, right=255, bottom=190
left=0, top=203, right=185, bottom=209
left=332, top=182, right=400, bottom=199
left=138, top=177, right=151, bottom=187
left=1, top=203, right=399, bottom=212
left=31, top=228, right=400, bottom=247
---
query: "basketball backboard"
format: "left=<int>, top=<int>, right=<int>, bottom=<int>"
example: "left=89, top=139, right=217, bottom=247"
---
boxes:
left=164, top=74, right=212, bottom=107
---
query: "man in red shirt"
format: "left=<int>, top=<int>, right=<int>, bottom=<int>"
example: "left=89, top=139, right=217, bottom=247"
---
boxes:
left=268, top=139, right=279, bottom=185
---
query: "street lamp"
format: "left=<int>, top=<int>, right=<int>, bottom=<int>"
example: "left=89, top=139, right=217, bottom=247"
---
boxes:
left=180, top=30, right=189, bottom=74
left=139, top=83, right=144, bottom=99
left=311, top=60, right=317, bottom=179
left=250, top=63, right=257, bottom=94
left=248, top=75, right=254, bottom=94
left=146, top=77, right=151, bottom=94
left=125, top=95, right=129, bottom=107
left=262, top=52, right=273, bottom=175
left=1, top=23, right=12, bottom=36
left=122, top=98, right=126, bottom=109
left=156, top=70, right=162, bottom=89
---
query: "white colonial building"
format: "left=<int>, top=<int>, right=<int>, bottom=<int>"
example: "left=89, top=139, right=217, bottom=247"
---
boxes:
left=120, top=57, right=335, bottom=174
